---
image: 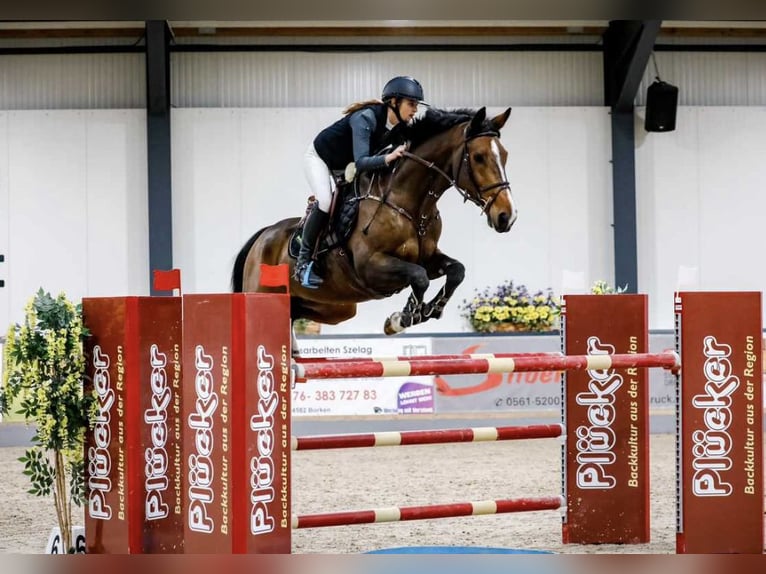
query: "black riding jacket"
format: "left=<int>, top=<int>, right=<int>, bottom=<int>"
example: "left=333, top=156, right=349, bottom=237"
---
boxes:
left=313, top=103, right=406, bottom=173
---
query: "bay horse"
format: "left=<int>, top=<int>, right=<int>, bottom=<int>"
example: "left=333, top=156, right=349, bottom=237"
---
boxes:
left=231, top=106, right=517, bottom=335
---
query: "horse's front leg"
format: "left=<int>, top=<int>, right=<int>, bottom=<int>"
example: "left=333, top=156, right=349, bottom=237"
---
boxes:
left=361, top=253, right=430, bottom=335
left=420, top=250, right=466, bottom=323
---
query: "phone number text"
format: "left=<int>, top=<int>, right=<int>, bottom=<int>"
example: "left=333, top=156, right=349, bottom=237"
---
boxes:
left=293, top=389, right=378, bottom=402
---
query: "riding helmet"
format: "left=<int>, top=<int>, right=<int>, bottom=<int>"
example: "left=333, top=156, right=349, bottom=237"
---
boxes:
left=381, top=76, right=427, bottom=104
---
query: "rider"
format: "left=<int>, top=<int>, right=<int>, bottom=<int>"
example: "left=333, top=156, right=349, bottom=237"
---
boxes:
left=295, top=75, right=427, bottom=288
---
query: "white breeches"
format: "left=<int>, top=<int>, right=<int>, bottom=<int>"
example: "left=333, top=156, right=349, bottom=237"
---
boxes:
left=303, top=143, right=333, bottom=212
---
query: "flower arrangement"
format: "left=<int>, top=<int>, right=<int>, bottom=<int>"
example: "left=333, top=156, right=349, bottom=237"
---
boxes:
left=1, top=289, right=95, bottom=553
left=460, top=280, right=561, bottom=333
left=590, top=280, right=628, bottom=295
left=293, top=317, right=322, bottom=335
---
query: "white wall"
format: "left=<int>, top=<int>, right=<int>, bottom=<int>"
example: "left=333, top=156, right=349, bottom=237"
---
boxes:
left=636, top=106, right=766, bottom=329
left=171, top=51, right=603, bottom=108
left=171, top=108, right=329, bottom=295
left=0, top=54, right=145, bottom=110
left=0, top=110, right=147, bottom=329
left=0, top=113, right=8, bottom=332
left=7, top=106, right=766, bottom=335
left=171, top=107, right=614, bottom=334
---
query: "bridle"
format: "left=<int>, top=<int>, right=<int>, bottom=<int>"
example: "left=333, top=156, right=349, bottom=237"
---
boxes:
left=400, top=127, right=511, bottom=215
left=361, top=122, right=512, bottom=241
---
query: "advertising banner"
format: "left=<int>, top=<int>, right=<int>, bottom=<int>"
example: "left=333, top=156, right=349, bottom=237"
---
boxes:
left=675, top=291, right=763, bottom=554
left=561, top=294, right=649, bottom=544
left=293, top=337, right=433, bottom=416
left=241, top=294, right=292, bottom=554
left=431, top=335, right=561, bottom=413
left=182, top=295, right=233, bottom=554
left=431, top=333, right=677, bottom=415
left=183, top=293, right=292, bottom=554
left=82, top=298, right=131, bottom=553
left=133, top=298, right=184, bottom=553
left=82, top=297, right=183, bottom=554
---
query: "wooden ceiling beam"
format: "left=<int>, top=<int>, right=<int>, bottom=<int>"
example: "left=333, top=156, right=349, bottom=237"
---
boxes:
left=170, top=25, right=606, bottom=37
left=1, top=24, right=766, bottom=41
left=659, top=26, right=766, bottom=38
left=0, top=27, right=144, bottom=39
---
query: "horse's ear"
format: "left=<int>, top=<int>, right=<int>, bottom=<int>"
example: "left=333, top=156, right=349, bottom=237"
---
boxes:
left=491, top=107, right=512, bottom=131
left=469, top=107, right=487, bottom=135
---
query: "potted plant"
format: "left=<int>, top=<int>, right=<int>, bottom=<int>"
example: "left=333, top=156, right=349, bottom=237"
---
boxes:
left=590, top=279, right=628, bottom=294
left=293, top=317, right=322, bottom=335
left=460, top=280, right=561, bottom=333
left=1, top=289, right=95, bottom=553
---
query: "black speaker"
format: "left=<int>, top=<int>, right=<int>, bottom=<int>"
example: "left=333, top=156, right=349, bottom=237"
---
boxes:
left=645, top=80, right=679, bottom=132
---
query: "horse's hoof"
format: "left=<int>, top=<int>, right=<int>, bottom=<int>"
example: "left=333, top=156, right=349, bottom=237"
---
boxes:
left=384, top=313, right=405, bottom=335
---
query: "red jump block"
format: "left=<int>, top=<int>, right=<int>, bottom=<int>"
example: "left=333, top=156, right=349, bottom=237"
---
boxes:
left=675, top=291, right=763, bottom=554
left=561, top=294, right=651, bottom=544
left=82, top=296, right=183, bottom=554
left=181, top=293, right=292, bottom=554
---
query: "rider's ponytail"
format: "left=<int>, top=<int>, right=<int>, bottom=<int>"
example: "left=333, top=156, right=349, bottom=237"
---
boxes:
left=343, top=99, right=383, bottom=115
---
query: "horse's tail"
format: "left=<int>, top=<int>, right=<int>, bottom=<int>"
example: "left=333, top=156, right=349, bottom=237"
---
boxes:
left=231, top=227, right=268, bottom=293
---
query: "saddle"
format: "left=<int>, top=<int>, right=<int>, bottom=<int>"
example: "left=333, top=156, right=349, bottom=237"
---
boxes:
left=288, top=170, right=362, bottom=264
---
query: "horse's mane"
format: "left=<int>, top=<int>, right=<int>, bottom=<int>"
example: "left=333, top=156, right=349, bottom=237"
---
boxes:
left=403, top=108, right=494, bottom=150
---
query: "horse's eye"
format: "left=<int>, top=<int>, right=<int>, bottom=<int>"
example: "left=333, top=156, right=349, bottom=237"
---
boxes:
left=473, top=153, right=485, bottom=163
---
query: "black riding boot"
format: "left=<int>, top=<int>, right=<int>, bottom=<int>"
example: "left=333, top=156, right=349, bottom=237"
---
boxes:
left=294, top=207, right=329, bottom=289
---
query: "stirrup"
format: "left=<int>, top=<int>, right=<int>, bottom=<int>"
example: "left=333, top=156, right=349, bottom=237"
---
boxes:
left=293, top=261, right=307, bottom=282
left=300, top=261, right=323, bottom=289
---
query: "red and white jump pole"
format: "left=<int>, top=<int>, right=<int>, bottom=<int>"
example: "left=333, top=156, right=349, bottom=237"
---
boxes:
left=292, top=496, right=565, bottom=529
left=292, top=352, right=560, bottom=364
left=292, top=351, right=679, bottom=381
left=292, top=423, right=564, bottom=450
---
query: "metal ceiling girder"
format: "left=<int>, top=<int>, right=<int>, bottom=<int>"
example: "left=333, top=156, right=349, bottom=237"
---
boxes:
left=603, top=20, right=662, bottom=111
left=146, top=20, right=174, bottom=294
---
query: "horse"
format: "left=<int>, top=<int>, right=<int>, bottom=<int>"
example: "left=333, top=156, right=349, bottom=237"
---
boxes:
left=231, top=106, right=517, bottom=336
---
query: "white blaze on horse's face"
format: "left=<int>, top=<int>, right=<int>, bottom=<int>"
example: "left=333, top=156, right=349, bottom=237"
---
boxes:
left=490, top=139, right=517, bottom=232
